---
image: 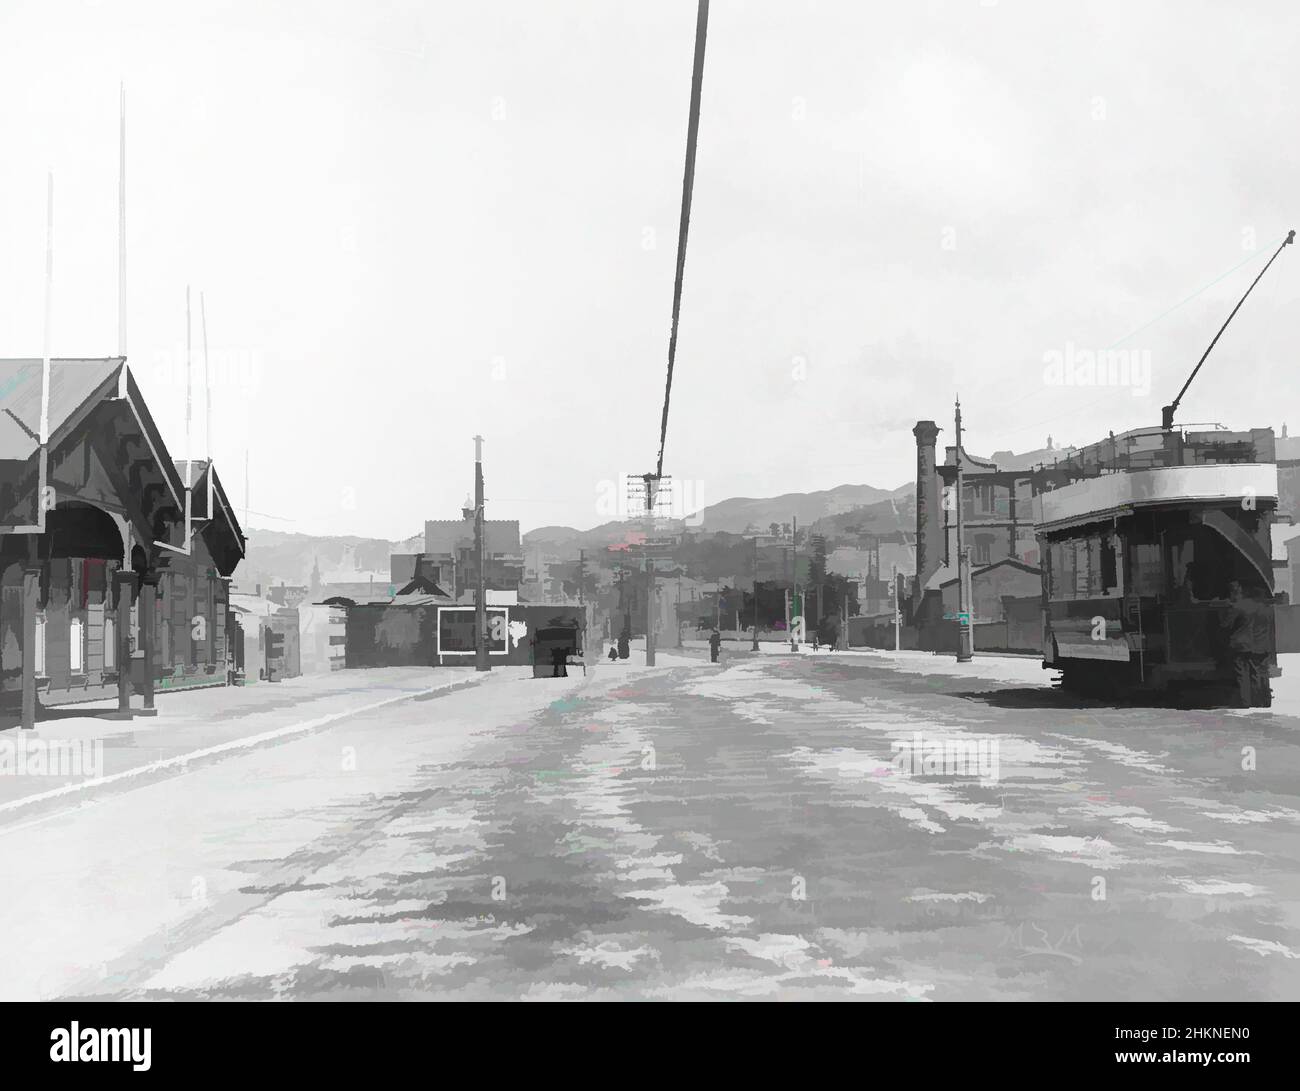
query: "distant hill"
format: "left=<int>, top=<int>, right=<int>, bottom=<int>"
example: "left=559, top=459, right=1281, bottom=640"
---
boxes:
left=695, top=482, right=911, bottom=534
left=521, top=481, right=916, bottom=559
left=242, top=481, right=923, bottom=589
left=810, top=489, right=917, bottom=542
left=522, top=519, right=686, bottom=556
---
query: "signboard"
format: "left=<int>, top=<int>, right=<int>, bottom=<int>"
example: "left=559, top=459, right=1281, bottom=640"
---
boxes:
left=437, top=606, right=508, bottom=656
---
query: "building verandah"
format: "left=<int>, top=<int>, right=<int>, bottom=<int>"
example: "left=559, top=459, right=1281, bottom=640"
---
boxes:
left=0, top=359, right=245, bottom=729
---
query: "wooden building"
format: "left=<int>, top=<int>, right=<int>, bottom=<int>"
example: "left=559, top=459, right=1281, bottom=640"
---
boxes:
left=0, top=359, right=245, bottom=728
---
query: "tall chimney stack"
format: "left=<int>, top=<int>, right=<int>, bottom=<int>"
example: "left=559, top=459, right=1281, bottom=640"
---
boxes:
left=912, top=420, right=942, bottom=599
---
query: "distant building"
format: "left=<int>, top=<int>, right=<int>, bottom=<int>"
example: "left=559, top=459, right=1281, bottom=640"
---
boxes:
left=413, top=513, right=524, bottom=598
left=267, top=582, right=309, bottom=608
left=908, top=418, right=1046, bottom=643
left=912, top=420, right=1048, bottom=611
left=937, top=441, right=1062, bottom=570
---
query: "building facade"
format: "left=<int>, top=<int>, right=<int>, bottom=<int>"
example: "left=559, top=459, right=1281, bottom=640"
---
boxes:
left=0, top=359, right=244, bottom=727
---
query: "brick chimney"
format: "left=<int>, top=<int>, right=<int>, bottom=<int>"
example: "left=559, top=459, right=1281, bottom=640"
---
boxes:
left=912, top=420, right=942, bottom=598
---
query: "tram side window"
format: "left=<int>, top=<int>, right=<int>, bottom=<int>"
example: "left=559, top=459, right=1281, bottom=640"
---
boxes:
left=1048, top=541, right=1075, bottom=599
left=1049, top=536, right=1116, bottom=599
left=1100, top=535, right=1119, bottom=595
left=1076, top=537, right=1095, bottom=597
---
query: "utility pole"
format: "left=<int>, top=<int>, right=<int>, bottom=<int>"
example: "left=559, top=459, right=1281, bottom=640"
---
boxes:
left=954, top=399, right=973, bottom=662
left=790, top=515, right=799, bottom=652
left=892, top=562, right=900, bottom=651
left=751, top=535, right=760, bottom=651
left=474, top=435, right=489, bottom=672
left=578, top=547, right=587, bottom=661
left=676, top=578, right=683, bottom=648
left=643, top=472, right=657, bottom=666
left=784, top=587, right=791, bottom=648
left=617, top=566, right=630, bottom=655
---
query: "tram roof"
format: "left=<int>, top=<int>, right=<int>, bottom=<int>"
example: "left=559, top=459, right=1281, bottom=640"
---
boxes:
left=1030, top=425, right=1276, bottom=482
left=1034, top=462, right=1279, bottom=533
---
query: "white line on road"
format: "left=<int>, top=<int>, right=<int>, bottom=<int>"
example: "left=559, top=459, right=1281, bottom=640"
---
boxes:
left=0, top=676, right=487, bottom=826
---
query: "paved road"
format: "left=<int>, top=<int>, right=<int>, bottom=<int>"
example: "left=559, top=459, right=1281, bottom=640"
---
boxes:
left=7, top=652, right=1300, bottom=1000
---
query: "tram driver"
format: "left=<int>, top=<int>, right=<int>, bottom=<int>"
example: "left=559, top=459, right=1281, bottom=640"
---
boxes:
left=1222, top=580, right=1272, bottom=708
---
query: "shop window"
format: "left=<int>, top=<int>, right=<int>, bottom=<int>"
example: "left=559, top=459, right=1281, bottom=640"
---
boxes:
left=70, top=617, right=84, bottom=673
left=104, top=616, right=116, bottom=670
left=35, top=614, right=46, bottom=676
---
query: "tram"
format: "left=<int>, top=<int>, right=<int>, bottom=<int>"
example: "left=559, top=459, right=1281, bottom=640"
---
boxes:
left=1035, top=427, right=1278, bottom=698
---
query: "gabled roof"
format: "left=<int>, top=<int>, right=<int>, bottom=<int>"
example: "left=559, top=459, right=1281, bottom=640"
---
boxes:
left=396, top=572, right=449, bottom=597
left=0, top=358, right=124, bottom=459
left=0, top=360, right=244, bottom=570
left=931, top=555, right=1042, bottom=590
left=172, top=457, right=246, bottom=566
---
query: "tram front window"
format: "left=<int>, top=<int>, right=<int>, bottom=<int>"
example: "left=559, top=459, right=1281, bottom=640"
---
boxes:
left=1168, top=526, right=1232, bottom=602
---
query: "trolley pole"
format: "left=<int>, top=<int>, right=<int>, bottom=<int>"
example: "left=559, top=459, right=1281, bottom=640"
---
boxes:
left=751, top=535, right=760, bottom=651
left=954, top=399, right=973, bottom=662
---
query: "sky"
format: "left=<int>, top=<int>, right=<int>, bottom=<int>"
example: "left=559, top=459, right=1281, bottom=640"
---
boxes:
left=1, top=0, right=1297, bottom=539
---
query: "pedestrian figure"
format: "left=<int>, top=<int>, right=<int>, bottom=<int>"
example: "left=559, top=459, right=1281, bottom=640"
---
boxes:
left=608, top=644, right=619, bottom=662
left=1222, top=581, right=1266, bottom=707
left=1248, top=584, right=1274, bottom=708
left=709, top=628, right=721, bottom=663
left=551, top=644, right=569, bottom=677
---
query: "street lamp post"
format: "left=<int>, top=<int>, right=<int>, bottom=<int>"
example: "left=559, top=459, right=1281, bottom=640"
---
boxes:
left=474, top=435, right=490, bottom=672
